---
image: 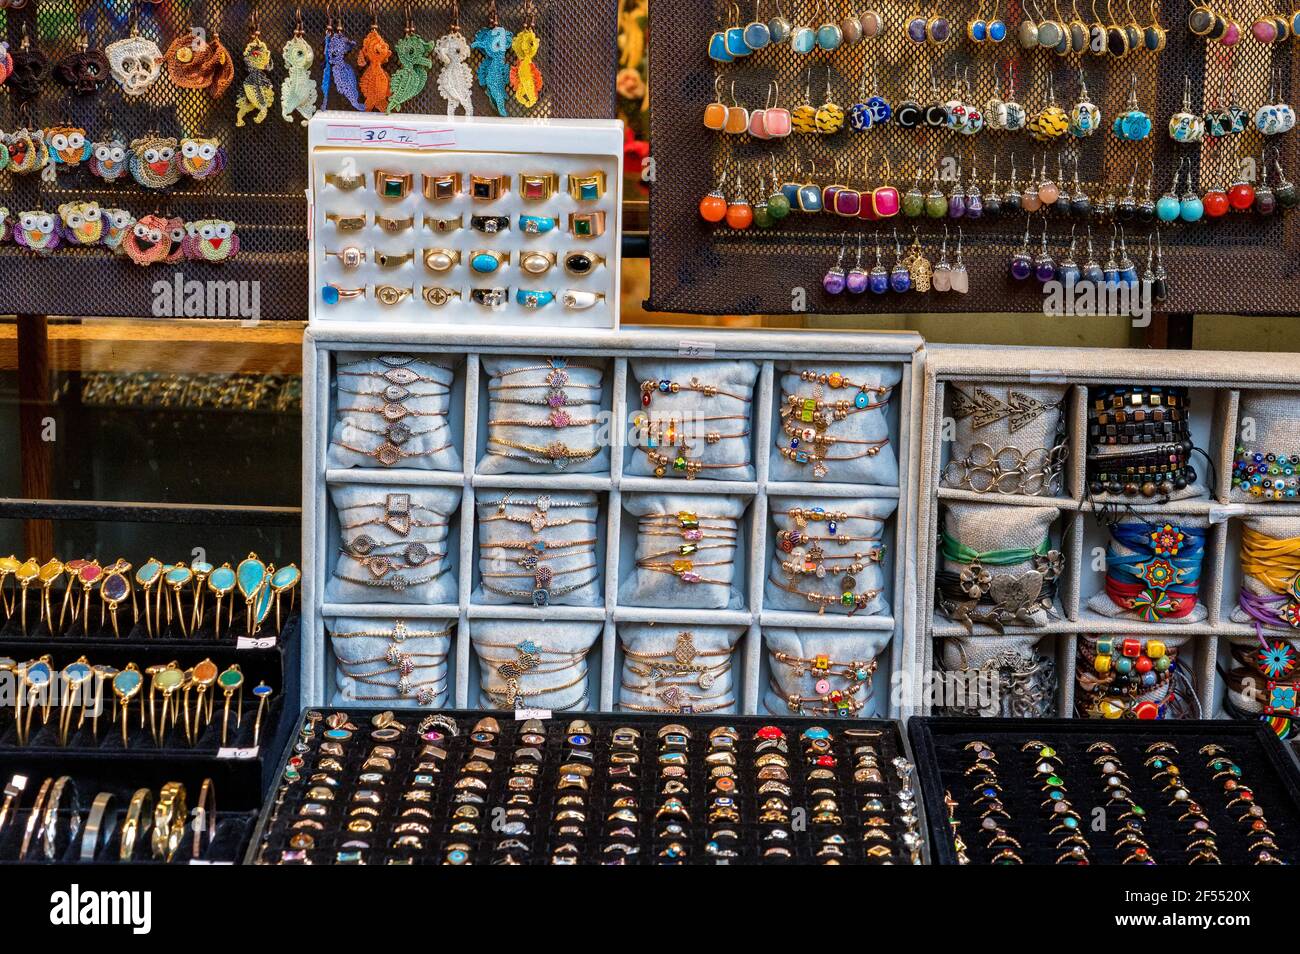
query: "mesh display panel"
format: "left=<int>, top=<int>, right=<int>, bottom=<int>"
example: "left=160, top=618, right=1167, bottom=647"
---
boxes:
left=0, top=0, right=617, bottom=319
left=647, top=0, right=1300, bottom=315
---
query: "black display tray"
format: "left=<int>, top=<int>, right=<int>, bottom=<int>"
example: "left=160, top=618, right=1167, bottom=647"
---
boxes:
left=909, top=717, right=1300, bottom=865
left=246, top=707, right=929, bottom=865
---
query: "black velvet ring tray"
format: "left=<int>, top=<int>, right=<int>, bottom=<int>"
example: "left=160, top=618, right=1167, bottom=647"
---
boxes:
left=909, top=718, right=1300, bottom=865
left=248, top=708, right=929, bottom=865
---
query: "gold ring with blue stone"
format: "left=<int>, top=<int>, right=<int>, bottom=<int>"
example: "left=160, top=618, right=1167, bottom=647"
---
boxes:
left=516, top=289, right=556, bottom=308
left=422, top=172, right=462, bottom=201
left=568, top=211, right=606, bottom=238
left=568, top=170, right=607, bottom=201
left=374, top=170, right=413, bottom=200
left=469, top=249, right=510, bottom=274
left=322, top=284, right=366, bottom=304
left=519, top=214, right=557, bottom=235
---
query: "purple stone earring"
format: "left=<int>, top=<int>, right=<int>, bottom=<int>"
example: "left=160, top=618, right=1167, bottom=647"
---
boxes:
left=823, top=236, right=847, bottom=294
left=1010, top=215, right=1034, bottom=280
left=846, top=233, right=869, bottom=292
left=868, top=232, right=889, bottom=293
left=889, top=228, right=912, bottom=291
left=1035, top=219, right=1056, bottom=282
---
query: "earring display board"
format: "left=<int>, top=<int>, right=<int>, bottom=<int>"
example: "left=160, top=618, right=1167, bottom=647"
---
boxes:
left=307, top=112, right=624, bottom=328
left=0, top=0, right=618, bottom=320
left=646, top=0, right=1300, bottom=316
left=248, top=707, right=930, bottom=865
left=301, top=324, right=924, bottom=719
left=910, top=717, right=1300, bottom=865
left=914, top=344, right=1300, bottom=729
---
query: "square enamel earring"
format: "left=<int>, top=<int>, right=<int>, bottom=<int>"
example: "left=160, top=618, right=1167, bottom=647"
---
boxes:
left=724, top=81, right=749, bottom=134
left=749, top=86, right=770, bottom=139
left=764, top=82, right=792, bottom=136
left=744, top=0, right=773, bottom=48
left=725, top=3, right=753, bottom=56
left=704, top=75, right=727, bottom=129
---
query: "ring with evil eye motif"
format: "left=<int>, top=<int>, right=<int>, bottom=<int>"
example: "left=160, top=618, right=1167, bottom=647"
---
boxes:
left=471, top=215, right=510, bottom=234
left=519, top=214, right=557, bottom=235
left=326, top=247, right=366, bottom=268
left=519, top=251, right=557, bottom=275
left=423, top=248, right=461, bottom=273
left=471, top=287, right=509, bottom=307
left=516, top=289, right=556, bottom=308
left=423, top=215, right=462, bottom=233
left=375, top=285, right=413, bottom=305
left=562, top=290, right=605, bottom=310
left=322, top=284, right=366, bottom=304
left=423, top=286, right=461, bottom=306
left=469, top=249, right=510, bottom=274
left=564, top=251, right=605, bottom=276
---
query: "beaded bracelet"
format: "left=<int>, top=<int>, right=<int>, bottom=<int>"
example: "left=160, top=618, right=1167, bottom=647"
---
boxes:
left=767, top=677, right=865, bottom=716
left=1234, top=446, right=1300, bottom=499
left=767, top=574, right=883, bottom=614
left=638, top=377, right=752, bottom=408
left=1076, top=637, right=1177, bottom=720
left=635, top=443, right=752, bottom=479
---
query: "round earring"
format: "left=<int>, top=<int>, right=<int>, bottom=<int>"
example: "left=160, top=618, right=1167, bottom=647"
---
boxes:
left=1010, top=216, right=1034, bottom=280
left=1021, top=156, right=1042, bottom=211
left=768, top=0, right=792, bottom=42
left=1082, top=227, right=1104, bottom=283
left=903, top=153, right=925, bottom=217
left=1019, top=0, right=1042, bottom=47
left=1088, top=0, right=1108, bottom=52
left=1228, top=150, right=1256, bottom=211
left=926, top=164, right=948, bottom=218
left=949, top=154, right=967, bottom=218
left=1179, top=162, right=1205, bottom=222
left=895, top=77, right=923, bottom=128
left=1069, top=67, right=1100, bottom=137
left=790, top=3, right=817, bottom=51
left=1273, top=150, right=1298, bottom=209
left=968, top=0, right=990, bottom=40
left=1004, top=154, right=1024, bottom=210
left=1122, top=0, right=1144, bottom=51
left=1203, top=160, right=1229, bottom=218
left=752, top=164, right=775, bottom=227
left=1057, top=226, right=1080, bottom=285
left=767, top=158, right=792, bottom=219
left=1187, top=0, right=1217, bottom=34
left=1104, top=0, right=1130, bottom=54
left=846, top=234, right=869, bottom=292
left=1137, top=160, right=1156, bottom=223
left=868, top=233, right=890, bottom=293
left=1037, top=151, right=1060, bottom=206
left=1113, top=74, right=1151, bottom=140
left=890, top=229, right=912, bottom=291
left=1254, top=150, right=1276, bottom=215
left=816, top=0, right=844, bottom=49
left=841, top=1, right=864, bottom=42
left=1116, top=226, right=1138, bottom=287
left=1030, top=73, right=1068, bottom=141
left=1115, top=159, right=1138, bottom=222
left=985, top=155, right=1003, bottom=216
left=725, top=170, right=754, bottom=228
left=792, top=70, right=818, bottom=132
left=1066, top=0, right=1089, bottom=50
left=1038, top=0, right=1066, bottom=50
left=988, top=0, right=1009, bottom=39
left=1071, top=152, right=1092, bottom=216
left=744, top=0, right=773, bottom=49
left=814, top=68, right=845, bottom=133
left=860, top=5, right=885, bottom=36
left=699, top=170, right=728, bottom=222
left=1156, top=158, right=1183, bottom=223
left=823, top=236, right=848, bottom=294
left=1168, top=75, right=1204, bottom=143
left=1035, top=219, right=1056, bottom=282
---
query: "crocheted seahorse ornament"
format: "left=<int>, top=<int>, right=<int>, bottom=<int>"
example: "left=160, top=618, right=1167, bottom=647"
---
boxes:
left=281, top=35, right=319, bottom=124
left=509, top=26, right=541, bottom=109
left=435, top=32, right=473, bottom=117
left=323, top=27, right=364, bottom=110
left=356, top=25, right=391, bottom=112
left=386, top=33, right=435, bottom=113
left=471, top=24, right=513, bottom=117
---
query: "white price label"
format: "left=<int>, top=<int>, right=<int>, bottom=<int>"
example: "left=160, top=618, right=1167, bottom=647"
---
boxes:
left=217, top=746, right=260, bottom=760
left=1209, top=504, right=1246, bottom=524
left=237, top=636, right=276, bottom=650
left=1027, top=370, right=1068, bottom=384
left=324, top=123, right=456, bottom=149
left=514, top=708, right=551, bottom=721
left=678, top=339, right=717, bottom=359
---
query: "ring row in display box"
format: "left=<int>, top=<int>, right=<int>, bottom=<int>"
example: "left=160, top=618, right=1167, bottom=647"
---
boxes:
left=915, top=345, right=1300, bottom=720
left=302, top=326, right=924, bottom=713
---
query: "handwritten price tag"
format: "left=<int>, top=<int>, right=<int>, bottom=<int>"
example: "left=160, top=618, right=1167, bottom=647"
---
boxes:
left=678, top=339, right=717, bottom=359
left=514, top=708, right=552, bottom=721
left=324, top=123, right=457, bottom=150
left=236, top=636, right=276, bottom=650
left=217, top=746, right=260, bottom=760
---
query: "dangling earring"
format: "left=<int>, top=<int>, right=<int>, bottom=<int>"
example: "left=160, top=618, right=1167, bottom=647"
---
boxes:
left=235, top=12, right=277, bottom=125
left=860, top=3, right=885, bottom=36
left=958, top=69, right=982, bottom=133
left=357, top=2, right=393, bottom=112
left=709, top=7, right=735, bottom=60
left=923, top=66, right=947, bottom=127
left=908, top=230, right=932, bottom=291
left=471, top=0, right=515, bottom=117
left=749, top=85, right=770, bottom=138
left=1117, top=226, right=1139, bottom=286
left=846, top=234, right=869, bottom=292
left=949, top=153, right=967, bottom=218
left=890, top=229, right=912, bottom=292
left=1038, top=152, right=1060, bottom=206
left=849, top=62, right=874, bottom=131
left=968, top=0, right=990, bottom=40
left=1116, top=159, right=1137, bottom=222
left=790, top=2, right=816, bottom=51
left=1122, top=0, right=1144, bottom=50
left=704, top=76, right=727, bottom=130
left=966, top=152, right=984, bottom=219
left=984, top=70, right=1004, bottom=129
left=1179, top=161, right=1204, bottom=222
left=1069, top=67, right=1099, bottom=137
left=1202, top=152, right=1228, bottom=218
left=105, top=14, right=163, bottom=99
left=89, top=115, right=129, bottom=182
left=768, top=0, right=792, bottom=42
left=1150, top=228, right=1168, bottom=302
left=1066, top=0, right=1089, bottom=50
left=1273, top=149, right=1299, bottom=209
left=1102, top=230, right=1119, bottom=287
left=179, top=132, right=227, bottom=180
left=1136, top=160, right=1156, bottom=223
left=1052, top=153, right=1072, bottom=215
left=1001, top=67, right=1026, bottom=130
left=1104, top=0, right=1130, bottom=54
left=1038, top=0, right=1065, bottom=50
left=1113, top=73, right=1151, bottom=141
left=951, top=227, right=970, bottom=293
left=1157, top=158, right=1182, bottom=222
left=725, top=169, right=754, bottom=228
left=1144, top=0, right=1168, bottom=47
left=744, top=0, right=773, bottom=49
left=823, top=236, right=848, bottom=294
left=985, top=155, right=1002, bottom=216
left=903, top=152, right=925, bottom=218
left=753, top=163, right=775, bottom=227
left=792, top=69, right=817, bottom=132
left=721, top=3, right=752, bottom=57
left=1019, top=0, right=1042, bottom=48
left=1034, top=219, right=1056, bottom=282
left=1003, top=154, right=1023, bottom=210
left=1255, top=69, right=1295, bottom=136
left=725, top=81, right=750, bottom=134
left=1254, top=148, right=1276, bottom=214
left=824, top=159, right=860, bottom=216
left=511, top=0, right=543, bottom=109
left=895, top=76, right=923, bottom=128
left=1169, top=75, right=1204, bottom=143
left=841, top=0, right=864, bottom=40
left=1057, top=226, right=1080, bottom=285
left=1010, top=216, right=1034, bottom=280
left=926, top=164, right=948, bottom=218
left=1021, top=156, right=1041, bottom=212
left=322, top=6, right=365, bottom=111
left=435, top=2, right=474, bottom=117
left=55, top=23, right=108, bottom=97
left=767, top=157, right=792, bottom=219
left=1071, top=152, right=1092, bottom=217
left=1087, top=0, right=1108, bottom=52
left=1228, top=145, right=1256, bottom=211
left=817, top=0, right=845, bottom=49
left=868, top=232, right=889, bottom=293
left=1082, top=227, right=1104, bottom=283
left=699, top=170, right=728, bottom=222
left=927, top=2, right=954, bottom=41
left=285, top=8, right=322, bottom=122
left=765, top=82, right=792, bottom=136
left=933, top=226, right=953, bottom=291
left=814, top=68, right=845, bottom=133
left=906, top=1, right=929, bottom=42
left=1030, top=72, right=1068, bottom=141
left=797, top=160, right=824, bottom=212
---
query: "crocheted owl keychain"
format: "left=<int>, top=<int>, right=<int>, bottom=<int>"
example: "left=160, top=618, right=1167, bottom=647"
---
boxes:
left=123, top=212, right=172, bottom=266
left=510, top=0, right=542, bottom=110
left=386, top=4, right=434, bottom=114
left=322, top=5, right=365, bottom=110
left=0, top=38, right=13, bottom=86
left=100, top=208, right=136, bottom=252
left=472, top=0, right=514, bottom=117
left=235, top=12, right=275, bottom=126
left=89, top=113, right=130, bottom=182
left=180, top=133, right=227, bottom=179
left=45, top=118, right=93, bottom=179
left=14, top=211, right=61, bottom=256
left=281, top=8, right=319, bottom=124
left=435, top=2, right=474, bottom=116
left=182, top=219, right=240, bottom=262
left=357, top=2, right=392, bottom=112
left=163, top=16, right=235, bottom=100
left=128, top=132, right=182, bottom=188
left=58, top=200, right=105, bottom=246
